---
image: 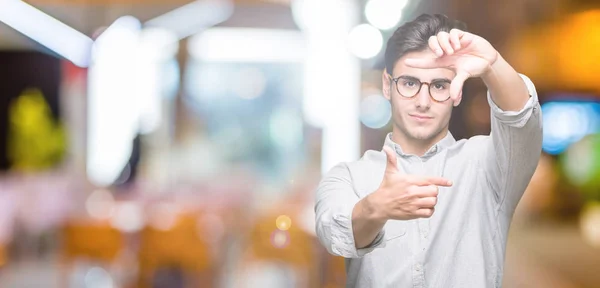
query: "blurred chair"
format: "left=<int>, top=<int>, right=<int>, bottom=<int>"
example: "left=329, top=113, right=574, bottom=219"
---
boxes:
left=242, top=210, right=320, bottom=288
left=320, top=253, right=346, bottom=288
left=136, top=212, right=215, bottom=288
left=60, top=220, right=125, bottom=287
left=0, top=242, right=6, bottom=268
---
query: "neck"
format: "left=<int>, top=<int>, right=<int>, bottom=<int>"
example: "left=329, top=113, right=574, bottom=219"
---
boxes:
left=391, top=127, right=448, bottom=156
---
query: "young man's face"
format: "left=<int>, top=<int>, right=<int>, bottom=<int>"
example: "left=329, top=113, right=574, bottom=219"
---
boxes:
left=383, top=49, right=455, bottom=143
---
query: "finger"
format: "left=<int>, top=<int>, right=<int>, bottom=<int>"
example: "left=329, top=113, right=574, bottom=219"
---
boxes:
left=453, top=90, right=463, bottom=107
left=436, top=31, right=454, bottom=55
left=383, top=146, right=398, bottom=173
left=450, top=71, right=470, bottom=102
left=416, top=196, right=438, bottom=208
left=422, top=185, right=439, bottom=197
left=459, top=31, right=475, bottom=47
left=449, top=29, right=462, bottom=50
left=404, top=57, right=445, bottom=69
left=407, top=185, right=438, bottom=198
left=428, top=35, right=443, bottom=57
left=416, top=207, right=435, bottom=218
left=409, top=176, right=453, bottom=187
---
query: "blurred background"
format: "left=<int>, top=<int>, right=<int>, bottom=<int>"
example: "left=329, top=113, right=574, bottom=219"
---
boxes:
left=0, top=0, right=599, bottom=287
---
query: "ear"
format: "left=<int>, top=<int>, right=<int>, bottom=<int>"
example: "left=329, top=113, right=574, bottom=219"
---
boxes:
left=382, top=70, right=392, bottom=101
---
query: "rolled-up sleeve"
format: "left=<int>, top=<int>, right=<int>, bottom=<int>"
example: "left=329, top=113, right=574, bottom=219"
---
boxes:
left=314, top=163, right=386, bottom=258
left=483, top=73, right=543, bottom=212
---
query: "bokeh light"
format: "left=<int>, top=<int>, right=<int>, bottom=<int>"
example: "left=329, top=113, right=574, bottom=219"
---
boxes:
left=360, top=93, right=391, bottom=129
left=541, top=101, right=600, bottom=155
left=562, top=133, right=600, bottom=197
left=270, top=230, right=290, bottom=249
left=275, top=215, right=292, bottom=231
left=347, top=24, right=383, bottom=59
left=84, top=266, right=114, bottom=288
left=85, top=189, right=115, bottom=220
left=110, top=202, right=144, bottom=233
left=580, top=202, right=600, bottom=248
left=148, top=202, right=179, bottom=231
left=365, top=0, right=408, bottom=30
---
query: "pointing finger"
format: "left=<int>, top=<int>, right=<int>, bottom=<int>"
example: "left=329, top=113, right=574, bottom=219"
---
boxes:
left=409, top=176, right=453, bottom=187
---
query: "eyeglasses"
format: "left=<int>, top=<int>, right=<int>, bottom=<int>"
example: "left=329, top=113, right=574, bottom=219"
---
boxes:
left=387, top=73, right=451, bottom=102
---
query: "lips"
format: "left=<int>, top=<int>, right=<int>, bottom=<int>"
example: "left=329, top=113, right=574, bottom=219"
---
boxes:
left=409, top=114, right=433, bottom=121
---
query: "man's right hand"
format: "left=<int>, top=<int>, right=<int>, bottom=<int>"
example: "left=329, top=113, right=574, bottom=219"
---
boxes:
left=367, top=146, right=453, bottom=221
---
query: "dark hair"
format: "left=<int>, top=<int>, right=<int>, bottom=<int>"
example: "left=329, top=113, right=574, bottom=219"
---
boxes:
left=384, top=14, right=467, bottom=74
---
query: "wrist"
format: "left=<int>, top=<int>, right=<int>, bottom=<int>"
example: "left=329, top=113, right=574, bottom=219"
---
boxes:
left=362, top=192, right=388, bottom=224
left=481, top=52, right=503, bottom=82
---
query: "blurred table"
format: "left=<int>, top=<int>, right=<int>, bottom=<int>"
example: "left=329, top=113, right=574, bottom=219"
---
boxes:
left=504, top=222, right=600, bottom=288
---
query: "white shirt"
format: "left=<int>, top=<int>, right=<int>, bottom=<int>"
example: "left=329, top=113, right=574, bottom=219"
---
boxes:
left=315, top=74, right=542, bottom=288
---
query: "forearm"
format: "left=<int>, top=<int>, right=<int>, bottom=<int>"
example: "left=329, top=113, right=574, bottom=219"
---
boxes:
left=481, top=54, right=530, bottom=112
left=482, top=71, right=542, bottom=209
left=352, top=194, right=387, bottom=249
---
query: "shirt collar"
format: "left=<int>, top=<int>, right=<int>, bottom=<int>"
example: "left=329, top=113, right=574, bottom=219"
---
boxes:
left=383, top=131, right=456, bottom=157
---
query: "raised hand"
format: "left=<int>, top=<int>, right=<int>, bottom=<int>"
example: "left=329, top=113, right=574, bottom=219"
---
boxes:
left=403, top=29, right=499, bottom=106
left=369, top=146, right=453, bottom=220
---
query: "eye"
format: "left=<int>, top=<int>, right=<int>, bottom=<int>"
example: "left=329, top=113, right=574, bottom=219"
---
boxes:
left=432, top=82, right=449, bottom=90
left=402, top=80, right=418, bottom=88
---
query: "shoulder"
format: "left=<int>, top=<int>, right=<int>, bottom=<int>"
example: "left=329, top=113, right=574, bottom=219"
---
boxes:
left=346, top=149, right=389, bottom=186
left=349, top=149, right=386, bottom=171
left=442, top=135, right=493, bottom=164
left=322, top=149, right=386, bottom=183
left=463, top=135, right=491, bottom=151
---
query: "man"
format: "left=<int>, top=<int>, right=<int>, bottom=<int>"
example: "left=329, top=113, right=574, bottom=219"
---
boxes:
left=314, top=14, right=542, bottom=287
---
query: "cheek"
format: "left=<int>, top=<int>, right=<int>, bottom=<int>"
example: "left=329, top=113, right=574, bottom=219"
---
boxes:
left=390, top=97, right=403, bottom=112
left=435, top=104, right=454, bottom=119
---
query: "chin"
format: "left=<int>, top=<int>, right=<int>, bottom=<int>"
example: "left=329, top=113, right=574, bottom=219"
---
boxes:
left=410, top=134, right=437, bottom=142
left=408, top=129, right=438, bottom=141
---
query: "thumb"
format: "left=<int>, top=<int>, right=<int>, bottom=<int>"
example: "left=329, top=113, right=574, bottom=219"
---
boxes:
left=453, top=90, right=463, bottom=107
left=450, top=70, right=470, bottom=103
left=383, top=146, right=398, bottom=173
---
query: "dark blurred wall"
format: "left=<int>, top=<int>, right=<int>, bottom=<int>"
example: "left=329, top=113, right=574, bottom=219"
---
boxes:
left=0, top=51, right=61, bottom=171
left=421, top=0, right=565, bottom=139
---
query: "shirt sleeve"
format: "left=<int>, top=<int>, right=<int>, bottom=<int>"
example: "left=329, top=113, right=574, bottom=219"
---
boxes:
left=314, top=163, right=386, bottom=258
left=482, top=73, right=543, bottom=213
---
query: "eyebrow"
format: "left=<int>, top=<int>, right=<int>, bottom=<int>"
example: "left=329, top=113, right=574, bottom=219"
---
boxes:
left=398, top=75, right=451, bottom=83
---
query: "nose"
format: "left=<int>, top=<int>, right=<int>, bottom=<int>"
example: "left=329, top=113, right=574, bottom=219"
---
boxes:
left=415, top=83, right=431, bottom=109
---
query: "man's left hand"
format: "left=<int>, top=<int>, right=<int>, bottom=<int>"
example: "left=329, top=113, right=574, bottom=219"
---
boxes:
left=404, top=29, right=499, bottom=106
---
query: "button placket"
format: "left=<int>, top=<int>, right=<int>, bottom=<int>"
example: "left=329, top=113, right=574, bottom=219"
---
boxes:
left=412, top=262, right=426, bottom=288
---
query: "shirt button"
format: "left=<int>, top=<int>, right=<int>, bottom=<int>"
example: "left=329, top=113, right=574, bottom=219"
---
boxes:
left=415, top=265, right=422, bottom=271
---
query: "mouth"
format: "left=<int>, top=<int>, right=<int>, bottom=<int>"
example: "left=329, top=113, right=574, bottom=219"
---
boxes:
left=409, top=114, right=433, bottom=122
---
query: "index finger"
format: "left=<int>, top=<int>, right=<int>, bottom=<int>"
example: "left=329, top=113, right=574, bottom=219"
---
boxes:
left=404, top=56, right=453, bottom=70
left=409, top=176, right=453, bottom=187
